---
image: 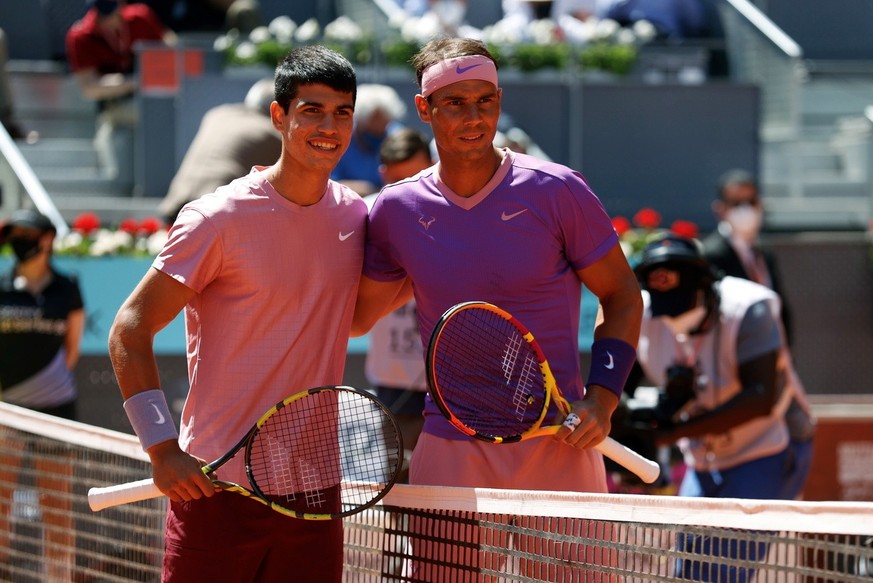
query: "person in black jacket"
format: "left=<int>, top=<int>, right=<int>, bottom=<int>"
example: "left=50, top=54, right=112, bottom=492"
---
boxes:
left=701, top=168, right=815, bottom=498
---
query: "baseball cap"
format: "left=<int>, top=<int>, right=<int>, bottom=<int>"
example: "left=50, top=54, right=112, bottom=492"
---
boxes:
left=0, top=209, right=56, bottom=242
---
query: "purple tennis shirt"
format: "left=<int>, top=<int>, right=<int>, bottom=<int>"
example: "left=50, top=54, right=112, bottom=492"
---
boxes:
left=365, top=149, right=619, bottom=439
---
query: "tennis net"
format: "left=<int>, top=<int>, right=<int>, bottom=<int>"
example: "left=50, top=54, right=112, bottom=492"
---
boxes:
left=1, top=401, right=872, bottom=582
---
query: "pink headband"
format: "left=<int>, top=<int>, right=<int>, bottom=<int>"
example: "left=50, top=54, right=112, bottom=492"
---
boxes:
left=420, top=55, right=498, bottom=98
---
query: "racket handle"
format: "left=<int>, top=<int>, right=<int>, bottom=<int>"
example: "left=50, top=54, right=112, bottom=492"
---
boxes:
left=88, top=478, right=163, bottom=511
left=596, top=437, right=661, bottom=484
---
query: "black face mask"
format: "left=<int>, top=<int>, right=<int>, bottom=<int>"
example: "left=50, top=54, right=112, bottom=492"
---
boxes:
left=10, top=238, right=42, bottom=262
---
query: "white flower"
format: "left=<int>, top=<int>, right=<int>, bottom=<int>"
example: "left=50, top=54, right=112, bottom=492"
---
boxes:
left=527, top=19, right=558, bottom=45
left=213, top=33, right=235, bottom=52
left=615, top=28, right=637, bottom=46
left=89, top=229, right=133, bottom=257
left=269, top=16, right=297, bottom=44
left=324, top=16, right=363, bottom=42
left=234, top=41, right=258, bottom=61
left=387, top=11, right=407, bottom=29
left=402, top=15, right=444, bottom=45
left=592, top=18, right=621, bottom=42
left=632, top=20, right=658, bottom=44
left=481, top=22, right=525, bottom=46
left=557, top=14, right=592, bottom=46
left=54, top=232, right=83, bottom=253
left=146, top=231, right=170, bottom=256
left=248, top=26, right=273, bottom=45
left=295, top=18, right=321, bottom=43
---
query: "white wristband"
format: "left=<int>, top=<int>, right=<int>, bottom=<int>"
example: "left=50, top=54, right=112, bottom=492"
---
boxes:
left=123, top=389, right=179, bottom=451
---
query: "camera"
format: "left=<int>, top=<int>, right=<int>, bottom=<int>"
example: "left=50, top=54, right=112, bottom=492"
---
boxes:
left=660, top=364, right=696, bottom=423
left=607, top=364, right=698, bottom=483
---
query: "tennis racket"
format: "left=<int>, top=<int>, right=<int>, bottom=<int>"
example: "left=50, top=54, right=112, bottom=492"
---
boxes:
left=427, top=301, right=660, bottom=484
left=88, top=385, right=404, bottom=519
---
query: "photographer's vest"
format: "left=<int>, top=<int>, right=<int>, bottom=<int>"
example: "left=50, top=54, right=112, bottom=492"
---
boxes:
left=638, top=277, right=790, bottom=471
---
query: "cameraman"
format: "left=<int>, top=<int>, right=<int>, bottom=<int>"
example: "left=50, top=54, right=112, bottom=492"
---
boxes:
left=629, top=234, right=810, bottom=578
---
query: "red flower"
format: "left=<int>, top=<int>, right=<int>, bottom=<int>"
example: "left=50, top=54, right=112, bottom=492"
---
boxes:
left=138, top=217, right=163, bottom=235
left=72, top=212, right=101, bottom=235
left=612, top=216, right=632, bottom=236
left=118, top=217, right=139, bottom=234
left=633, top=208, right=661, bottom=230
left=670, top=219, right=699, bottom=239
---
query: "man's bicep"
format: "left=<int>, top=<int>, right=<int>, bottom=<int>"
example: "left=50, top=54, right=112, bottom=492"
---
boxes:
left=116, top=268, right=194, bottom=337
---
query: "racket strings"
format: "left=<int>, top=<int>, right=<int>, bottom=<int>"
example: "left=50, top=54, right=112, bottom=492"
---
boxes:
left=434, top=307, right=548, bottom=438
left=247, top=389, right=402, bottom=516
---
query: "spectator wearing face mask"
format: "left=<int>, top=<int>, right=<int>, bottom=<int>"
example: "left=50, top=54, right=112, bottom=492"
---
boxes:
left=701, top=168, right=815, bottom=499
left=702, top=169, right=788, bottom=338
left=0, top=209, right=85, bottom=581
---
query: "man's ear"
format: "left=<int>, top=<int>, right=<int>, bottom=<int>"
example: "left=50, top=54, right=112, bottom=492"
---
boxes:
left=269, top=101, right=284, bottom=131
left=414, top=94, right=430, bottom=123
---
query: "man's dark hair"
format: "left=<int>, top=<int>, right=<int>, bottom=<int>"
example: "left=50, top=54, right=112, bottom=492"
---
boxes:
left=716, top=168, right=757, bottom=200
left=379, top=128, right=432, bottom=166
left=274, top=45, right=357, bottom=112
left=410, top=37, right=498, bottom=91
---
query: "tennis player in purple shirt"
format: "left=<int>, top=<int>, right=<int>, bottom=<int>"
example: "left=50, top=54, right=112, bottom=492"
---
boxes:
left=353, top=35, right=642, bottom=579
left=354, top=36, right=642, bottom=491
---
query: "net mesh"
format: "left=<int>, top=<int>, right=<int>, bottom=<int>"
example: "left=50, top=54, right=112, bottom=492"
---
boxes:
left=1, top=401, right=872, bottom=582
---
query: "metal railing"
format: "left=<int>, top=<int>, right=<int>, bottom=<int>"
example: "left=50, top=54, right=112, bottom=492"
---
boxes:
left=0, top=123, right=68, bottom=236
left=719, top=0, right=805, bottom=136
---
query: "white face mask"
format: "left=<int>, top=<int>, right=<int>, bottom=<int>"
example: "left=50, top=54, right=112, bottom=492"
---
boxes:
left=725, top=204, right=763, bottom=242
left=660, top=306, right=707, bottom=337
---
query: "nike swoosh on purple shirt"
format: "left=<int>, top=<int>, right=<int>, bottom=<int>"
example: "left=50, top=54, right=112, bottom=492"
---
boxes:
left=456, top=63, right=483, bottom=74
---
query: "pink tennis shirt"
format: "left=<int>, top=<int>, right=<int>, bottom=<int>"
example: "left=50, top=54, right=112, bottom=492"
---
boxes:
left=364, top=149, right=619, bottom=439
left=154, top=167, right=367, bottom=485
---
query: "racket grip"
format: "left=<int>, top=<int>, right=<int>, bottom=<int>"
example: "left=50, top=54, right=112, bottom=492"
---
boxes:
left=596, top=437, right=661, bottom=484
left=88, top=478, right=163, bottom=511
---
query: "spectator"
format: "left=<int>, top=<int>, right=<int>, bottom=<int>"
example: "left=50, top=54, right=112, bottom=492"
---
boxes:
left=145, top=0, right=264, bottom=34
left=107, top=46, right=363, bottom=581
left=65, top=0, right=177, bottom=188
left=331, top=83, right=406, bottom=196
left=362, top=128, right=434, bottom=483
left=352, top=37, right=642, bottom=579
left=632, top=233, right=807, bottom=581
left=158, top=78, right=282, bottom=224
left=0, top=209, right=85, bottom=581
left=400, top=0, right=484, bottom=42
left=702, top=168, right=815, bottom=493
left=599, top=0, right=707, bottom=39
left=0, top=28, right=37, bottom=142
left=502, top=0, right=597, bottom=24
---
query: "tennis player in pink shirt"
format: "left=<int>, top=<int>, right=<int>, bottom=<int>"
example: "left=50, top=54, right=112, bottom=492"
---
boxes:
left=108, top=46, right=365, bottom=582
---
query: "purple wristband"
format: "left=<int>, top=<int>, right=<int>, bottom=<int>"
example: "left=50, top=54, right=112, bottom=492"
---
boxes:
left=586, top=338, right=637, bottom=398
left=123, top=389, right=179, bottom=451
